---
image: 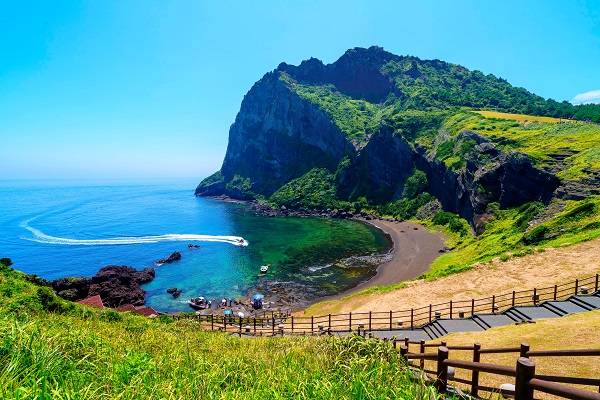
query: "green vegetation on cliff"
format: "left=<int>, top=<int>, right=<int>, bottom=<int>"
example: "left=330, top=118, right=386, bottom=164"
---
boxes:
left=442, top=110, right=600, bottom=180
left=0, top=260, right=440, bottom=399
left=425, top=196, right=600, bottom=278
left=269, top=168, right=346, bottom=210
left=280, top=73, right=384, bottom=144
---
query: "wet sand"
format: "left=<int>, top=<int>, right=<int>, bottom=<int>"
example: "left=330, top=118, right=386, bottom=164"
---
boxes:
left=326, top=219, right=446, bottom=300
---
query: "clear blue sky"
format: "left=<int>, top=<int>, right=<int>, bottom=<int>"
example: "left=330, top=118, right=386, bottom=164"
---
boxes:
left=1, top=0, right=599, bottom=180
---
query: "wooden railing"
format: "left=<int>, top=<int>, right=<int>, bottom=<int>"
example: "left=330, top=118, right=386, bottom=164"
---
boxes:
left=181, top=273, right=600, bottom=336
left=396, top=341, right=600, bottom=400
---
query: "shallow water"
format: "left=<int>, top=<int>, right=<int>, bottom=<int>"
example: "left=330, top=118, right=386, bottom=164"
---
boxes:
left=0, top=179, right=390, bottom=312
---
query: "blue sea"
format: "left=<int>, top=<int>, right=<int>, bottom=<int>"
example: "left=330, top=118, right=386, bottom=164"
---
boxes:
left=0, top=179, right=389, bottom=312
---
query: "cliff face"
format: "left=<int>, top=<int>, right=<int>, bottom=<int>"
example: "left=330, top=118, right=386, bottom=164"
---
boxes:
left=196, top=46, right=582, bottom=227
left=196, top=72, right=356, bottom=197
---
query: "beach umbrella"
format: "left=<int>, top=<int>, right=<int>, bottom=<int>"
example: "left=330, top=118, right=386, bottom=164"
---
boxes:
left=251, top=293, right=264, bottom=301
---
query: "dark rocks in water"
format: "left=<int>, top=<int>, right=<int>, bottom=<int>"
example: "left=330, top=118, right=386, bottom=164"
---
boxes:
left=187, top=244, right=201, bottom=249
left=166, top=287, right=182, bottom=298
left=52, top=266, right=155, bottom=308
left=156, top=252, right=182, bottom=265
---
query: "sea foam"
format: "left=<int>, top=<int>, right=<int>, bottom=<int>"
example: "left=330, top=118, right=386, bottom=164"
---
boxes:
left=20, top=219, right=249, bottom=247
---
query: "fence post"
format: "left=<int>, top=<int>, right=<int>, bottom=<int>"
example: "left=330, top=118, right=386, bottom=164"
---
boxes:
left=420, top=340, right=425, bottom=369
left=492, top=295, right=496, bottom=313
left=239, top=316, right=242, bottom=335
left=349, top=312, right=352, bottom=331
left=429, top=304, right=432, bottom=322
left=435, top=346, right=449, bottom=394
left=596, top=273, right=599, bottom=292
left=512, top=291, right=516, bottom=307
left=400, top=345, right=408, bottom=362
left=272, top=316, right=275, bottom=336
left=389, top=310, right=392, bottom=330
left=554, top=285, right=557, bottom=300
left=533, top=288, right=537, bottom=305
left=471, top=298, right=475, bottom=316
left=450, top=301, right=453, bottom=319
left=253, top=317, right=256, bottom=335
left=515, top=357, right=535, bottom=400
left=311, top=316, right=314, bottom=335
left=471, top=343, right=481, bottom=397
left=211, top=314, right=214, bottom=331
left=291, top=316, right=294, bottom=333
left=520, top=343, right=530, bottom=358
left=328, top=314, right=331, bottom=331
left=575, top=279, right=579, bottom=294
left=369, top=311, right=372, bottom=331
left=411, top=309, right=414, bottom=329
left=224, top=315, right=227, bottom=330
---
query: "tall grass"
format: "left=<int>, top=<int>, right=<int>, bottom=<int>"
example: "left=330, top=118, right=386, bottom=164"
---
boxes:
left=0, top=313, right=442, bottom=399
left=0, top=264, right=442, bottom=399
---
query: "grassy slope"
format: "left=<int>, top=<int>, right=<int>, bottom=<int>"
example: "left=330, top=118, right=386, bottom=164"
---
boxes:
left=475, top=110, right=563, bottom=123
left=425, top=196, right=600, bottom=279
left=0, top=262, right=439, bottom=400
left=444, top=110, right=600, bottom=180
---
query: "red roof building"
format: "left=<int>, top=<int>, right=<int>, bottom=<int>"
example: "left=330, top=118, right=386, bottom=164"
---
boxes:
left=133, top=306, right=159, bottom=317
left=116, top=304, right=136, bottom=312
left=78, top=295, right=104, bottom=308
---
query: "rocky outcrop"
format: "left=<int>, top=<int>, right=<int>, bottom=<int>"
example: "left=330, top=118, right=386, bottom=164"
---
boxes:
left=156, top=251, right=182, bottom=265
left=278, top=46, right=400, bottom=102
left=415, top=134, right=560, bottom=229
left=337, top=125, right=414, bottom=202
left=166, top=287, right=182, bottom=298
left=52, top=266, right=155, bottom=308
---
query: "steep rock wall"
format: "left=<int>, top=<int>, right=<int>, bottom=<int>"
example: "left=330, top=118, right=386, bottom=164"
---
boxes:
left=196, top=72, right=356, bottom=196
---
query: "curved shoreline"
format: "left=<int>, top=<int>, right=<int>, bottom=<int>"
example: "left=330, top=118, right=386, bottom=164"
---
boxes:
left=323, top=219, right=446, bottom=301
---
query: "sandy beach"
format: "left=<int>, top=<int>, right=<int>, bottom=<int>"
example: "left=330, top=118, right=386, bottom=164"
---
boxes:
left=329, top=219, right=446, bottom=298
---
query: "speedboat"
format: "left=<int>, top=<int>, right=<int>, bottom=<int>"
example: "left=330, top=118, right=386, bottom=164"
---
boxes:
left=259, top=264, right=269, bottom=274
left=188, top=296, right=208, bottom=310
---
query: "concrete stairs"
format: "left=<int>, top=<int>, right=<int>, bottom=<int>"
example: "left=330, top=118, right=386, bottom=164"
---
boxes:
left=368, top=291, right=600, bottom=342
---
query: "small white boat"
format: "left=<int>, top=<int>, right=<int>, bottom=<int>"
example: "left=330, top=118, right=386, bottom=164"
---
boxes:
left=259, top=264, right=269, bottom=274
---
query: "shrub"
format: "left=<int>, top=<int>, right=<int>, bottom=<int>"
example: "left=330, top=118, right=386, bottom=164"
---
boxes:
left=514, top=202, right=545, bottom=230
left=432, top=211, right=468, bottom=235
left=102, top=310, right=124, bottom=322
left=402, top=169, right=428, bottom=199
left=522, top=225, right=550, bottom=244
left=37, top=287, right=69, bottom=313
left=0, top=258, right=13, bottom=267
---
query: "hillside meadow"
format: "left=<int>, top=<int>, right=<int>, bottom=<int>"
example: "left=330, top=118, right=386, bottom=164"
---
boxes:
left=0, top=260, right=441, bottom=400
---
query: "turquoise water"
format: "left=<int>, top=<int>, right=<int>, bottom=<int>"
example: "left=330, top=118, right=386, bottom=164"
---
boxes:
left=0, top=179, right=390, bottom=312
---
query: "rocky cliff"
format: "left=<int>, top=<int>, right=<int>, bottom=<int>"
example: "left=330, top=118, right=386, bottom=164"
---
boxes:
left=196, top=46, right=598, bottom=228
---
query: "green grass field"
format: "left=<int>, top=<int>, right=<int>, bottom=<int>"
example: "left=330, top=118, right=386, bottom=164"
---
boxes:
left=0, top=261, right=441, bottom=400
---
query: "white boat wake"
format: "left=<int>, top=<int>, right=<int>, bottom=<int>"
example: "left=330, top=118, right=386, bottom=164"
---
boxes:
left=20, top=219, right=249, bottom=247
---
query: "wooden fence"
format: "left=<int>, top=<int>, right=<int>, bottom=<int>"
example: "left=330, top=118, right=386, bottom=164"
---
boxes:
left=187, top=273, right=600, bottom=336
left=396, top=340, right=600, bottom=400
